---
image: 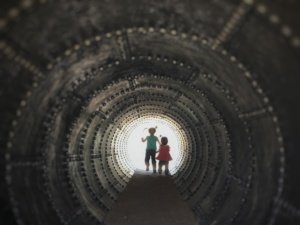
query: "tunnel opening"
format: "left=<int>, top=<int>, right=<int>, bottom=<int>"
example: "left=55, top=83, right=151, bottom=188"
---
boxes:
left=113, top=113, right=188, bottom=174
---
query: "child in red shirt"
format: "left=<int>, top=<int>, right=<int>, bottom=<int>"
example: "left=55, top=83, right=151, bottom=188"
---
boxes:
left=156, top=137, right=172, bottom=175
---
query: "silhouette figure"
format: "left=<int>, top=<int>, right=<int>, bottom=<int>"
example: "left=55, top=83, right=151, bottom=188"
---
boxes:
left=141, top=127, right=160, bottom=173
left=156, top=137, right=173, bottom=175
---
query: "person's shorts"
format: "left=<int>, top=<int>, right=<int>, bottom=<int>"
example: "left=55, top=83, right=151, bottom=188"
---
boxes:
left=145, top=149, right=156, bottom=162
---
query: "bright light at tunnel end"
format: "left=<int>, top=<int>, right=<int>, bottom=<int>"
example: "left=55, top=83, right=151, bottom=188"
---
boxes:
left=114, top=115, right=187, bottom=174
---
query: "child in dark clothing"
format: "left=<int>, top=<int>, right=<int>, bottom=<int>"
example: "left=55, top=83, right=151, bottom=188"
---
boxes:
left=156, top=137, right=172, bottom=175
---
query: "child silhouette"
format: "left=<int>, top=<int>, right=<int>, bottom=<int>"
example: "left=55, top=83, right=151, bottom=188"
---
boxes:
left=141, top=127, right=160, bottom=173
left=156, top=137, right=172, bottom=175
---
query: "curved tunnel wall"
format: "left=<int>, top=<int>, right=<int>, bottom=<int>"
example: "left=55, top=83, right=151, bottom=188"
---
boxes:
left=0, top=1, right=299, bottom=225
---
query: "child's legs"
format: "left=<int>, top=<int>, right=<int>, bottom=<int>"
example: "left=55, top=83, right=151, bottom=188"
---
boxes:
left=165, top=161, right=169, bottom=170
left=149, top=150, right=156, bottom=170
left=145, top=150, right=151, bottom=168
left=158, top=161, right=163, bottom=173
left=165, top=161, right=170, bottom=175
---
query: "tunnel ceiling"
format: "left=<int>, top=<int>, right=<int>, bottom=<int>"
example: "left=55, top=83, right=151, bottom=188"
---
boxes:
left=0, top=0, right=300, bottom=225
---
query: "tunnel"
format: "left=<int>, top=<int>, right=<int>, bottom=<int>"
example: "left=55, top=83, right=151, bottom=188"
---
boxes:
left=0, top=0, right=300, bottom=225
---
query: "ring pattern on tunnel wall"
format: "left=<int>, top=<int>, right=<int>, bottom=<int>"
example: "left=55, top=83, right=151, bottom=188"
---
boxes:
left=5, top=26, right=285, bottom=225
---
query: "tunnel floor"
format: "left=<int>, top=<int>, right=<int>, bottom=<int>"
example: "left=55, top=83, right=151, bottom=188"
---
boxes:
left=104, top=170, right=197, bottom=225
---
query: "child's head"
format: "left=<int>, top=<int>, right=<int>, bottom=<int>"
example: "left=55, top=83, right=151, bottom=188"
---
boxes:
left=148, top=128, right=156, bottom=135
left=161, top=137, right=168, bottom=145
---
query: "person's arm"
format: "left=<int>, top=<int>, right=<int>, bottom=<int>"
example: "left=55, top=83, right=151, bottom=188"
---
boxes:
left=156, top=136, right=161, bottom=145
left=141, top=136, right=147, bottom=142
left=156, top=144, right=160, bottom=153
